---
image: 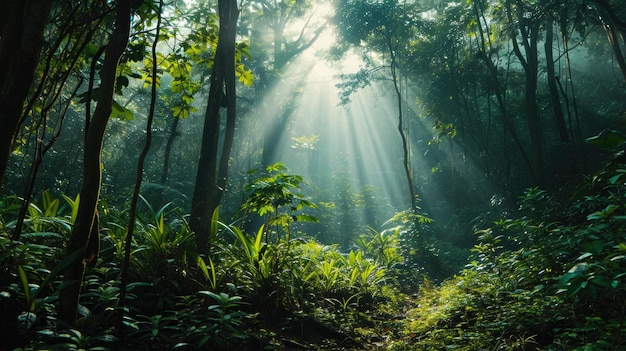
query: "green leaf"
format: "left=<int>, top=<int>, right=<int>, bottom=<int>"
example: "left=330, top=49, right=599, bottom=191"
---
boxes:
left=116, top=75, right=130, bottom=93
left=590, top=275, right=616, bottom=289
left=111, top=99, right=134, bottom=120
left=582, top=241, right=604, bottom=255
left=62, top=193, right=80, bottom=224
left=586, top=129, right=626, bottom=149
left=295, top=214, right=320, bottom=223
left=587, top=204, right=619, bottom=221
left=254, top=225, right=264, bottom=253
left=236, top=65, right=254, bottom=86
left=17, top=266, right=31, bottom=307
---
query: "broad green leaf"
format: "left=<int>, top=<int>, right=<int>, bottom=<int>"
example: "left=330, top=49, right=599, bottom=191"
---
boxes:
left=586, top=129, right=626, bottom=149
left=111, top=99, right=134, bottom=120
left=236, top=65, right=254, bottom=86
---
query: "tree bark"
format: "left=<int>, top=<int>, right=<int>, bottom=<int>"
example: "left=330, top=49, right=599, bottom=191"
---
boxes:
left=0, top=0, right=51, bottom=186
left=119, top=0, right=163, bottom=315
left=161, top=117, right=180, bottom=184
left=190, top=0, right=240, bottom=251
left=384, top=32, right=416, bottom=211
left=58, top=0, right=131, bottom=326
left=472, top=0, right=537, bottom=185
left=545, top=15, right=569, bottom=143
left=602, top=21, right=626, bottom=82
left=506, top=0, right=543, bottom=185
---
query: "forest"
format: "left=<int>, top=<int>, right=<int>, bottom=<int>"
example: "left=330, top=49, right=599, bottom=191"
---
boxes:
left=1, top=0, right=626, bottom=349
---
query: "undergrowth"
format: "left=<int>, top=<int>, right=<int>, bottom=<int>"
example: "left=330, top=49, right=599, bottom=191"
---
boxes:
left=393, top=150, right=626, bottom=350
left=1, top=157, right=626, bottom=350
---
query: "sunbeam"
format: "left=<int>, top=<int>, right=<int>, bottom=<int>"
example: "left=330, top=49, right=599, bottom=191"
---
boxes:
left=240, top=46, right=438, bottom=239
left=235, top=1, right=507, bottom=247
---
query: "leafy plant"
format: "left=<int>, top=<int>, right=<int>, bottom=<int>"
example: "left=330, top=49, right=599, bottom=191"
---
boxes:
left=23, top=328, right=117, bottom=351
left=199, top=290, right=251, bottom=340
left=354, top=227, right=402, bottom=267
left=239, top=162, right=318, bottom=243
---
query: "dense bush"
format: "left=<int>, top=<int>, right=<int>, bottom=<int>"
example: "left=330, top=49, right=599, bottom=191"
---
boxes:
left=396, top=151, right=626, bottom=350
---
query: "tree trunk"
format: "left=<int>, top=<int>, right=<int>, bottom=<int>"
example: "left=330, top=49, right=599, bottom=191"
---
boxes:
left=388, top=44, right=416, bottom=211
left=592, top=0, right=626, bottom=82
left=58, top=0, right=130, bottom=326
left=522, top=37, right=542, bottom=185
left=259, top=3, right=327, bottom=167
left=545, top=16, right=569, bottom=143
left=161, top=117, right=180, bottom=184
left=472, top=1, right=537, bottom=185
left=119, top=0, right=163, bottom=315
left=602, top=21, right=626, bottom=82
left=0, top=0, right=51, bottom=187
left=190, top=0, right=240, bottom=251
left=507, top=0, right=543, bottom=185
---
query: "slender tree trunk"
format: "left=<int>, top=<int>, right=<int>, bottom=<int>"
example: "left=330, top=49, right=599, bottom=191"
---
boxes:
left=190, top=0, right=240, bottom=251
left=545, top=12, right=578, bottom=178
left=119, top=0, right=162, bottom=316
left=545, top=16, right=569, bottom=142
left=393, top=68, right=416, bottom=211
left=522, top=39, right=542, bottom=185
left=558, top=8, right=587, bottom=173
left=13, top=140, right=44, bottom=241
left=261, top=115, right=285, bottom=167
left=506, top=0, right=543, bottom=185
left=472, top=1, right=537, bottom=185
left=592, top=0, right=626, bottom=81
left=58, top=0, right=130, bottom=326
left=12, top=83, right=78, bottom=241
left=161, top=117, right=180, bottom=184
left=383, top=31, right=416, bottom=211
left=0, top=0, right=51, bottom=187
left=602, top=22, right=626, bottom=82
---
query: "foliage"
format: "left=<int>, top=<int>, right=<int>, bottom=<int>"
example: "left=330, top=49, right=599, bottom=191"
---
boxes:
left=312, top=175, right=393, bottom=248
left=239, top=162, right=319, bottom=242
left=2, top=0, right=626, bottom=349
left=5, top=145, right=626, bottom=349
left=397, top=145, right=626, bottom=350
left=382, top=208, right=467, bottom=286
left=0, top=186, right=407, bottom=350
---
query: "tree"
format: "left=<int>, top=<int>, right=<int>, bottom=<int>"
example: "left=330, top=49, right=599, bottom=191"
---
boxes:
left=190, top=0, right=240, bottom=251
left=119, top=0, right=164, bottom=315
left=0, top=0, right=52, bottom=186
left=466, top=0, right=542, bottom=187
left=10, top=0, right=108, bottom=241
left=157, top=1, right=218, bottom=185
left=244, top=0, right=329, bottom=167
left=592, top=0, right=626, bottom=82
left=333, top=0, right=419, bottom=210
left=58, top=0, right=131, bottom=325
left=252, top=0, right=328, bottom=70
left=544, top=6, right=569, bottom=144
left=504, top=0, right=544, bottom=185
